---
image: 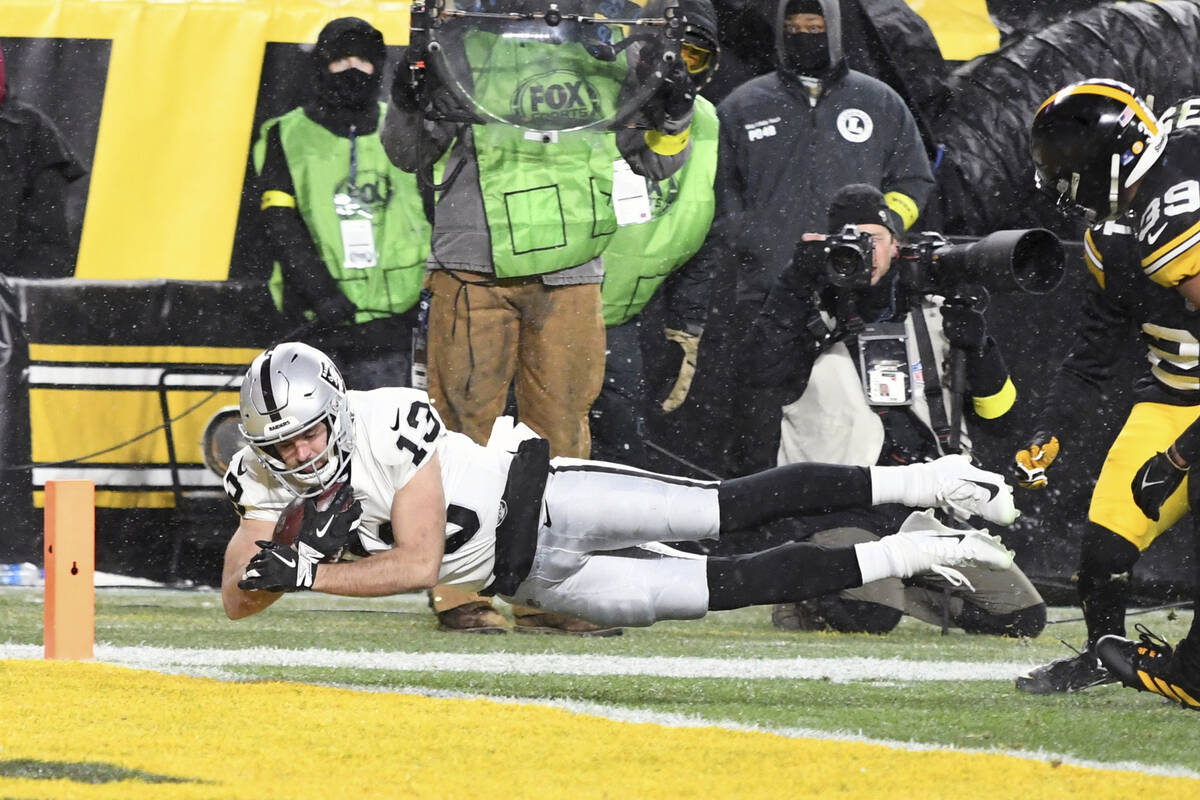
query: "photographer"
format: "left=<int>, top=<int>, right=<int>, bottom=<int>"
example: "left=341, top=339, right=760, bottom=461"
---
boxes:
left=739, top=183, right=1045, bottom=637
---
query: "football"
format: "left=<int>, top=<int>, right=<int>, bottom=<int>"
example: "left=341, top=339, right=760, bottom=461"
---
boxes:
left=271, top=482, right=346, bottom=548
left=270, top=495, right=307, bottom=548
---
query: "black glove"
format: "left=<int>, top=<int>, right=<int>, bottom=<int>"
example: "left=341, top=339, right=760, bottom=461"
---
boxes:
left=1131, top=449, right=1188, bottom=522
left=940, top=303, right=987, bottom=355
left=313, top=292, right=357, bottom=326
left=1013, top=431, right=1059, bottom=489
left=779, top=236, right=825, bottom=300
left=296, top=482, right=364, bottom=562
left=663, top=58, right=696, bottom=118
left=391, top=52, right=424, bottom=112
left=238, top=540, right=319, bottom=593
left=649, top=57, right=696, bottom=130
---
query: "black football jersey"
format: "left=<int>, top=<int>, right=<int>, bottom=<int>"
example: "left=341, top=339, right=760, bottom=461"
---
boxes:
left=1134, top=97, right=1200, bottom=288
left=1080, top=218, right=1200, bottom=403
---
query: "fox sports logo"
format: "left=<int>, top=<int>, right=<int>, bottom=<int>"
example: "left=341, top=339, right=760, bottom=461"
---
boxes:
left=510, top=70, right=603, bottom=126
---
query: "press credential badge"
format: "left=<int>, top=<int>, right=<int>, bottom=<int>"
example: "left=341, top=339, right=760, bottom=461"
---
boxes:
left=335, top=192, right=377, bottom=269
left=612, top=158, right=651, bottom=226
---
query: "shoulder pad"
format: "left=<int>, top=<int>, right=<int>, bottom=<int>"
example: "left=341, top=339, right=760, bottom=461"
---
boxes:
left=351, top=388, right=446, bottom=470
left=223, top=448, right=290, bottom=520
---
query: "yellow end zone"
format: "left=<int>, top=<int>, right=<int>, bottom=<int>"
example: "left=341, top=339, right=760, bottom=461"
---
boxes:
left=0, top=660, right=1194, bottom=799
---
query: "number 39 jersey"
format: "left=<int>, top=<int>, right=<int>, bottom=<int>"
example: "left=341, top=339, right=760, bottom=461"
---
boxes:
left=224, top=387, right=513, bottom=589
left=1135, top=97, right=1200, bottom=288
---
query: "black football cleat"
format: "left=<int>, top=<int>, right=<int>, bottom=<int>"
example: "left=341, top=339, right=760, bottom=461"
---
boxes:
left=1096, top=626, right=1200, bottom=710
left=1015, top=649, right=1116, bottom=694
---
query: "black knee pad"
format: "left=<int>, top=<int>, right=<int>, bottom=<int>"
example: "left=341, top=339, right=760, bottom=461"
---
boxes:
left=956, top=600, right=1047, bottom=638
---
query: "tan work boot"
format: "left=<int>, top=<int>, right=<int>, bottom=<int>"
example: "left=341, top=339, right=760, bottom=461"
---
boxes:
left=436, top=600, right=508, bottom=634
left=512, top=610, right=623, bottom=637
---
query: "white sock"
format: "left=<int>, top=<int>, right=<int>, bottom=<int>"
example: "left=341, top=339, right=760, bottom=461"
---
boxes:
left=869, top=463, right=934, bottom=507
left=855, top=540, right=910, bottom=583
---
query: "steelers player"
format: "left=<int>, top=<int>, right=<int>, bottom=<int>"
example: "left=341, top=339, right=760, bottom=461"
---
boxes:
left=1014, top=79, right=1200, bottom=709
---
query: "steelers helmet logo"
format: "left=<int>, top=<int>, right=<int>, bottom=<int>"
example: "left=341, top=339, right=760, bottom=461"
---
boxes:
left=510, top=70, right=603, bottom=127
left=836, top=108, right=873, bottom=143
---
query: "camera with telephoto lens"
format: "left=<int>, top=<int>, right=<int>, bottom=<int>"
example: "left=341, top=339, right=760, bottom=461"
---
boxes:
left=897, top=229, right=1065, bottom=302
left=792, top=225, right=876, bottom=289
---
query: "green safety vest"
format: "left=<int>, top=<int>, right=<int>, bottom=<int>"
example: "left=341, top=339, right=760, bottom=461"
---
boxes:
left=462, top=31, right=627, bottom=277
left=252, top=104, right=431, bottom=322
left=600, top=96, right=717, bottom=326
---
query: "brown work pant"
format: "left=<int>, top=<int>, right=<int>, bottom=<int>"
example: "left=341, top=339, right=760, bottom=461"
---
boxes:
left=426, top=269, right=606, bottom=616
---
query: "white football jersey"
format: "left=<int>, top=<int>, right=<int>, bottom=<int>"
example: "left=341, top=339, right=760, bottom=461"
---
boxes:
left=224, top=387, right=513, bottom=589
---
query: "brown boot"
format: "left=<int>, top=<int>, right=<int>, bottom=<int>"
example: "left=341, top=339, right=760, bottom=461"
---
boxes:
left=436, top=600, right=508, bottom=634
left=513, top=610, right=623, bottom=637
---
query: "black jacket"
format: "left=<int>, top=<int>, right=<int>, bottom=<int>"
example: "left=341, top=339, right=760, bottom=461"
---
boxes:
left=0, top=100, right=85, bottom=277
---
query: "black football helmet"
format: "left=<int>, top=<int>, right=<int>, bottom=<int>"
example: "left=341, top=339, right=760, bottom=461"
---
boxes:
left=1030, top=79, right=1165, bottom=223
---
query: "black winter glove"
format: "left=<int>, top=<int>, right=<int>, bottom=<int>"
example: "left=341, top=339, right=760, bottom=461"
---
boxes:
left=779, top=236, right=825, bottom=300
left=647, top=57, right=696, bottom=130
left=294, top=482, right=364, bottom=562
left=391, top=45, right=428, bottom=112
left=940, top=303, right=988, bottom=356
left=661, top=58, right=696, bottom=119
left=1131, top=449, right=1189, bottom=522
left=313, top=292, right=358, bottom=326
left=238, top=540, right=319, bottom=593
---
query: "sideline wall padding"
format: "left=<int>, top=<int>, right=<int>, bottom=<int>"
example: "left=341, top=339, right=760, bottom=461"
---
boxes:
left=11, top=277, right=281, bottom=510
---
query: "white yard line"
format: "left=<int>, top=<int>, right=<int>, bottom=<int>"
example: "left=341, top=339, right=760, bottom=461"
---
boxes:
left=0, top=642, right=1035, bottom=681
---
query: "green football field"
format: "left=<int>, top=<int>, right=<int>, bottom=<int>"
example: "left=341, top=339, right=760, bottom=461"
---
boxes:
left=1, top=586, right=1196, bottom=779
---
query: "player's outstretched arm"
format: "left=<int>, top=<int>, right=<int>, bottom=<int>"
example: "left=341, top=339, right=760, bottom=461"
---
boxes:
left=222, top=518, right=282, bottom=620
left=310, top=454, right=447, bottom=597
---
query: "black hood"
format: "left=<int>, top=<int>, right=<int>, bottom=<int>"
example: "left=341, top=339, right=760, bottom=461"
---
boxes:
left=313, top=16, right=387, bottom=73
left=679, top=0, right=719, bottom=48
left=305, top=17, right=387, bottom=135
left=774, top=0, right=845, bottom=79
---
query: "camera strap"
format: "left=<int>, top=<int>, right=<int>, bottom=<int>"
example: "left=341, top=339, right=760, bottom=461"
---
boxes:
left=834, top=288, right=864, bottom=336
left=908, top=301, right=958, bottom=455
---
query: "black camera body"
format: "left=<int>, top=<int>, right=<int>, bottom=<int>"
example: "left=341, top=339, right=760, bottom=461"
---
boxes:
left=793, top=224, right=875, bottom=289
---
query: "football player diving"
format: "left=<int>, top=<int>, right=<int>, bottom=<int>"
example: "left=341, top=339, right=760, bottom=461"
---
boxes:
left=222, top=342, right=1020, bottom=629
left=1015, top=79, right=1200, bottom=709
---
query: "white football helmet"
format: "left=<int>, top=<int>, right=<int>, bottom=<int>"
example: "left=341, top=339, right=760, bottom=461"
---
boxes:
left=238, top=342, right=354, bottom=497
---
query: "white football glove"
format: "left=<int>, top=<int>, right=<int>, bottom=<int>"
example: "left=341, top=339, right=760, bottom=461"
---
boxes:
left=870, top=454, right=1020, bottom=526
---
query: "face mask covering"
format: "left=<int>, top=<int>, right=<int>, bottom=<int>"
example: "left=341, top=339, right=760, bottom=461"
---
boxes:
left=318, top=67, right=380, bottom=110
left=783, top=32, right=830, bottom=75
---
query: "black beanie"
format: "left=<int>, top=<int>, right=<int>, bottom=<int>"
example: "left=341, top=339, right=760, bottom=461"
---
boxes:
left=826, top=184, right=896, bottom=234
left=313, top=17, right=386, bottom=74
left=785, top=0, right=823, bottom=16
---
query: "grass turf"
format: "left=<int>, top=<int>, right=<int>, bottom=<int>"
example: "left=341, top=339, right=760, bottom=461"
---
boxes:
left=1, top=586, right=1196, bottom=774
